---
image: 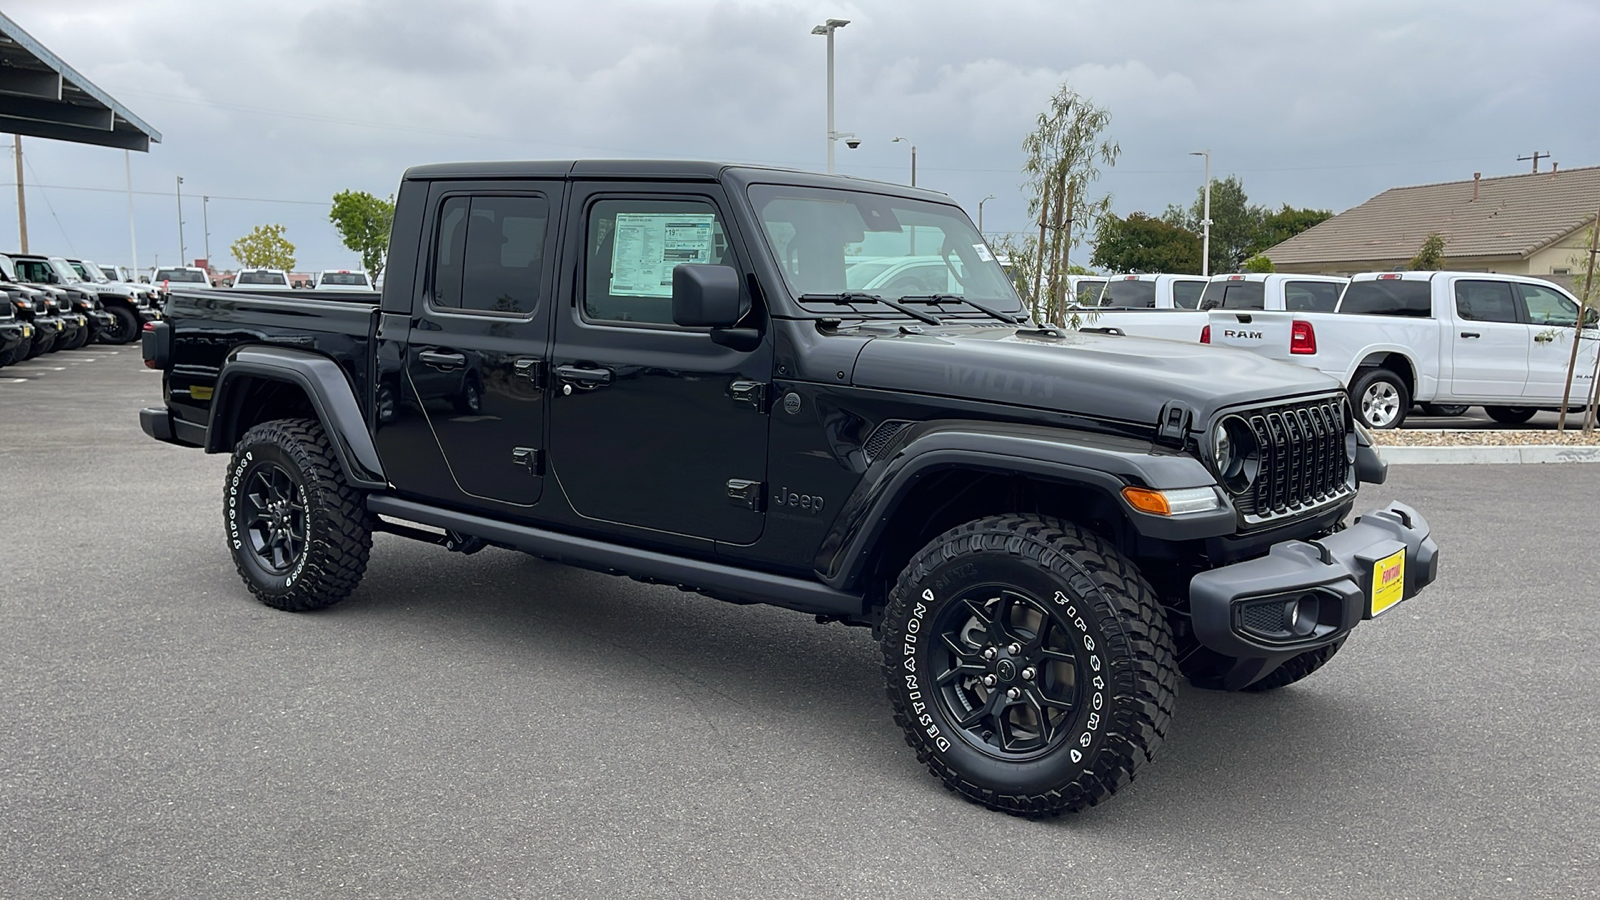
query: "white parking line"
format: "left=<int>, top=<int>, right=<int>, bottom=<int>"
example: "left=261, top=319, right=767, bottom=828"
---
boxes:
left=1, top=377, right=26, bottom=383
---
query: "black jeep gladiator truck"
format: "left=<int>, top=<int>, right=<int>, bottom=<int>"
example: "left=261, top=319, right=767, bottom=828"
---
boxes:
left=140, top=160, right=1438, bottom=815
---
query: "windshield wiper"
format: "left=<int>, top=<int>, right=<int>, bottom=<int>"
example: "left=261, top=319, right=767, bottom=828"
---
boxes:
left=899, top=293, right=1025, bottom=325
left=797, top=291, right=943, bottom=326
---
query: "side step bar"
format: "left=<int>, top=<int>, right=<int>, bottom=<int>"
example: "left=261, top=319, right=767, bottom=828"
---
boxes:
left=367, top=495, right=865, bottom=617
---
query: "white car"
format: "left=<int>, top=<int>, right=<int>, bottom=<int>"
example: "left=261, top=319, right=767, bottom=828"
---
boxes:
left=1204, top=271, right=1599, bottom=429
left=314, top=269, right=375, bottom=290
left=233, top=268, right=294, bottom=291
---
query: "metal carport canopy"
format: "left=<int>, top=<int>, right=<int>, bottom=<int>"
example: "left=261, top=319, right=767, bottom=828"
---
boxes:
left=0, top=10, right=160, bottom=151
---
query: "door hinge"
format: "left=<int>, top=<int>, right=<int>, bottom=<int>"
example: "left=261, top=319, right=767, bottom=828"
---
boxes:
left=726, top=478, right=765, bottom=511
left=512, top=447, right=544, bottom=475
left=514, top=357, right=544, bottom=388
left=729, top=380, right=767, bottom=411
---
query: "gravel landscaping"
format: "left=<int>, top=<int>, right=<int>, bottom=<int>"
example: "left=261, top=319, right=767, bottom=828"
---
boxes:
left=1374, top=428, right=1600, bottom=446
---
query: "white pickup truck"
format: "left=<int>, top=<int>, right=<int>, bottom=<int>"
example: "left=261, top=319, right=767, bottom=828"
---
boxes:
left=1204, top=271, right=1599, bottom=428
left=1083, top=272, right=1344, bottom=342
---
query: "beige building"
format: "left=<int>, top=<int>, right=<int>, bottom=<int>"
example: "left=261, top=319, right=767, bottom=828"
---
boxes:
left=1266, top=165, right=1600, bottom=288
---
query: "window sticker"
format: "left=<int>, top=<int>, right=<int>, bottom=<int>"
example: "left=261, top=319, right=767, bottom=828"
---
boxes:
left=609, top=213, right=716, bottom=298
left=972, top=243, right=995, bottom=263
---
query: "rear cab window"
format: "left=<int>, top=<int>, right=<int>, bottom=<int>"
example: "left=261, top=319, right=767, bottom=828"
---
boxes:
left=1339, top=279, right=1433, bottom=317
left=1171, top=281, right=1204, bottom=309
left=1199, top=281, right=1264, bottom=310
left=1285, top=281, right=1341, bottom=312
left=1102, top=279, right=1156, bottom=308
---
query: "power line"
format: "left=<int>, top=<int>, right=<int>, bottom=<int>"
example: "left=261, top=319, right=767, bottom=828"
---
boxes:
left=0, top=181, right=330, bottom=207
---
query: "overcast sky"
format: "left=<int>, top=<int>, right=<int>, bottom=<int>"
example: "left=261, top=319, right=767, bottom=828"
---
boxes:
left=4, top=0, right=1597, bottom=274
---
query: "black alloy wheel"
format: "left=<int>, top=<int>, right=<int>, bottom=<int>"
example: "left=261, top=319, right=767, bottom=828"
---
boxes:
left=101, top=306, right=140, bottom=345
left=928, top=589, right=1089, bottom=760
left=239, top=461, right=308, bottom=576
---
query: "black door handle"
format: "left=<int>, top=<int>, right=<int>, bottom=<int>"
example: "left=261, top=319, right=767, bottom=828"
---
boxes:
left=554, top=364, right=613, bottom=387
left=1460, top=332, right=1481, bottom=339
left=419, top=350, right=467, bottom=369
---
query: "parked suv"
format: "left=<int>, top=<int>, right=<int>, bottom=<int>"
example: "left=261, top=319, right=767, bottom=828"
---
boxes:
left=66, top=258, right=159, bottom=344
left=140, top=159, right=1439, bottom=816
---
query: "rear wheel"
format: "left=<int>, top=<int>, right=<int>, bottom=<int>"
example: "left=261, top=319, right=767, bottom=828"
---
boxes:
left=225, top=418, right=372, bottom=611
left=1484, top=406, right=1538, bottom=425
left=1351, top=368, right=1410, bottom=429
left=881, top=514, right=1177, bottom=816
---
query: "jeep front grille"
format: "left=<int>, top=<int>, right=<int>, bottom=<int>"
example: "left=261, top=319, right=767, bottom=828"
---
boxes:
left=1234, top=395, right=1353, bottom=523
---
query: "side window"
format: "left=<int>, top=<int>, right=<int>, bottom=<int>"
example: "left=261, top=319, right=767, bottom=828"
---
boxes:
left=1518, top=283, right=1578, bottom=327
left=1454, top=280, right=1519, bottom=323
left=432, top=194, right=548, bottom=315
left=1171, top=281, right=1204, bottom=309
left=585, top=198, right=730, bottom=325
left=1285, top=281, right=1340, bottom=312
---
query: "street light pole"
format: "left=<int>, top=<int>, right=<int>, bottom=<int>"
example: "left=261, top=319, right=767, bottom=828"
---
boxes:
left=175, top=175, right=187, bottom=265
left=811, top=18, right=850, bottom=174
left=978, top=194, right=995, bottom=234
left=125, top=150, right=138, bottom=277
left=202, top=195, right=212, bottom=267
left=1190, top=150, right=1211, bottom=276
left=891, top=136, right=917, bottom=187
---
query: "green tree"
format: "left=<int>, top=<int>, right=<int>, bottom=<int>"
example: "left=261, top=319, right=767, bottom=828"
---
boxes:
left=329, top=190, right=396, bottom=281
left=1090, top=212, right=1201, bottom=274
left=1163, top=175, right=1265, bottom=274
left=230, top=223, right=296, bottom=270
left=1409, top=232, right=1448, bottom=271
left=1021, top=84, right=1119, bottom=323
left=1242, top=254, right=1275, bottom=273
left=1256, top=204, right=1333, bottom=252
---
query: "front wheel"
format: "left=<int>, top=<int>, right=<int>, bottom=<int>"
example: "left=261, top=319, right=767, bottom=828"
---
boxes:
left=880, top=515, right=1178, bottom=816
left=101, top=306, right=140, bottom=345
left=1351, top=369, right=1410, bottom=429
left=225, top=418, right=373, bottom=611
left=1484, top=406, right=1538, bottom=425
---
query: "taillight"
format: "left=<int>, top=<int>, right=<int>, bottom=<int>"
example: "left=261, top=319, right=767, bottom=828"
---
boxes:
left=1200, top=325, right=1211, bottom=343
left=1290, top=319, right=1317, bottom=355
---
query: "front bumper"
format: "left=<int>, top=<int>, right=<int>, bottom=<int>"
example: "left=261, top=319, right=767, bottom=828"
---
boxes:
left=137, top=307, right=161, bottom=323
left=1188, top=502, right=1439, bottom=689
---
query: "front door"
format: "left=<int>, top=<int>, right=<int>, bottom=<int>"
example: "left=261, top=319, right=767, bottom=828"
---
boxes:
left=546, top=185, right=770, bottom=544
left=1448, top=279, right=1528, bottom=399
left=400, top=183, right=561, bottom=510
left=1516, top=281, right=1598, bottom=403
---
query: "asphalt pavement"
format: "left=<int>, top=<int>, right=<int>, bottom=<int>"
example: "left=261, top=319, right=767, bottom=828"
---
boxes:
left=2, top=349, right=1597, bottom=899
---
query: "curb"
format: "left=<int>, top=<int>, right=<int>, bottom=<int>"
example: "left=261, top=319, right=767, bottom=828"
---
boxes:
left=1376, top=444, right=1600, bottom=465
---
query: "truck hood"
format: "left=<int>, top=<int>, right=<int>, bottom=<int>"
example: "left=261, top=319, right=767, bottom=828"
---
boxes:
left=849, top=326, right=1343, bottom=427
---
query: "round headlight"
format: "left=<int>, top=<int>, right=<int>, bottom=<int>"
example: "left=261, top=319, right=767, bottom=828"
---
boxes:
left=1211, top=416, right=1258, bottom=493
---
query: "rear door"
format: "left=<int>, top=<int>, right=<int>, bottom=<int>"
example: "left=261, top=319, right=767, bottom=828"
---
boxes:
left=1448, top=278, right=1527, bottom=399
left=398, top=181, right=562, bottom=510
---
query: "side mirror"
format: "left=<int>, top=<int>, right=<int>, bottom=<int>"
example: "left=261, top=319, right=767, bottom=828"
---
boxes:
left=672, top=264, right=746, bottom=328
left=1585, top=307, right=1599, bottom=328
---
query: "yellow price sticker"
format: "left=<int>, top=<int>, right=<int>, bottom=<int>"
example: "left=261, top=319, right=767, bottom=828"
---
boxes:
left=1371, top=550, right=1406, bottom=616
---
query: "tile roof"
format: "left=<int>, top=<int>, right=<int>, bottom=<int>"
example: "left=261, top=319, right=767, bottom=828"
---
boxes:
left=1267, top=165, right=1600, bottom=264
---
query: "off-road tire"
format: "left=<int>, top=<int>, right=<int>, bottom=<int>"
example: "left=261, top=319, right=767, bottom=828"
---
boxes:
left=1239, top=639, right=1345, bottom=692
left=880, top=514, right=1178, bottom=816
left=225, top=418, right=372, bottom=611
left=24, top=330, right=50, bottom=359
left=1351, top=368, right=1410, bottom=429
left=101, top=306, right=140, bottom=345
left=1484, top=406, right=1538, bottom=425
left=0, top=336, right=25, bottom=367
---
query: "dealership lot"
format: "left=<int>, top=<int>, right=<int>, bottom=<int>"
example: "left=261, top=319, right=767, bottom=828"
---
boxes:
left=2, top=353, right=1596, bottom=899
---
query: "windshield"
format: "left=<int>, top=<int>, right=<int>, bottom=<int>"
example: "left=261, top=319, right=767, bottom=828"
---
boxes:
left=70, top=261, right=110, bottom=284
left=319, top=272, right=370, bottom=286
left=0, top=257, right=14, bottom=280
left=1102, top=279, right=1157, bottom=308
left=1199, top=280, right=1264, bottom=310
left=49, top=257, right=82, bottom=283
left=156, top=268, right=208, bottom=283
left=747, top=184, right=1023, bottom=314
left=238, top=271, right=289, bottom=285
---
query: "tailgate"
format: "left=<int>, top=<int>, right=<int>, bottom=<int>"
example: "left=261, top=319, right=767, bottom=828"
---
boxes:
left=1206, top=310, right=1295, bottom=361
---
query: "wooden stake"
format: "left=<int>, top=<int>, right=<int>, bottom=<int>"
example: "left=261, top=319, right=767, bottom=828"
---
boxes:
left=1558, top=208, right=1599, bottom=431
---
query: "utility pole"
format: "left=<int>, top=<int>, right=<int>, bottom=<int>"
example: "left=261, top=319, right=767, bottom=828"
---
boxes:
left=125, top=150, right=138, bottom=277
left=13, top=135, right=28, bottom=253
left=202, top=195, right=212, bottom=268
left=175, top=176, right=186, bottom=264
left=1517, top=151, right=1551, bottom=173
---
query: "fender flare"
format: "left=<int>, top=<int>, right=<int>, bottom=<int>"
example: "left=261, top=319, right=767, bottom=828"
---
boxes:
left=815, top=420, right=1233, bottom=590
left=206, top=344, right=386, bottom=489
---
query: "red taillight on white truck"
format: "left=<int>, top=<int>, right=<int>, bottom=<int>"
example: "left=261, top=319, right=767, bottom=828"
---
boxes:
left=1290, top=319, right=1317, bottom=355
left=1200, top=325, right=1211, bottom=343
